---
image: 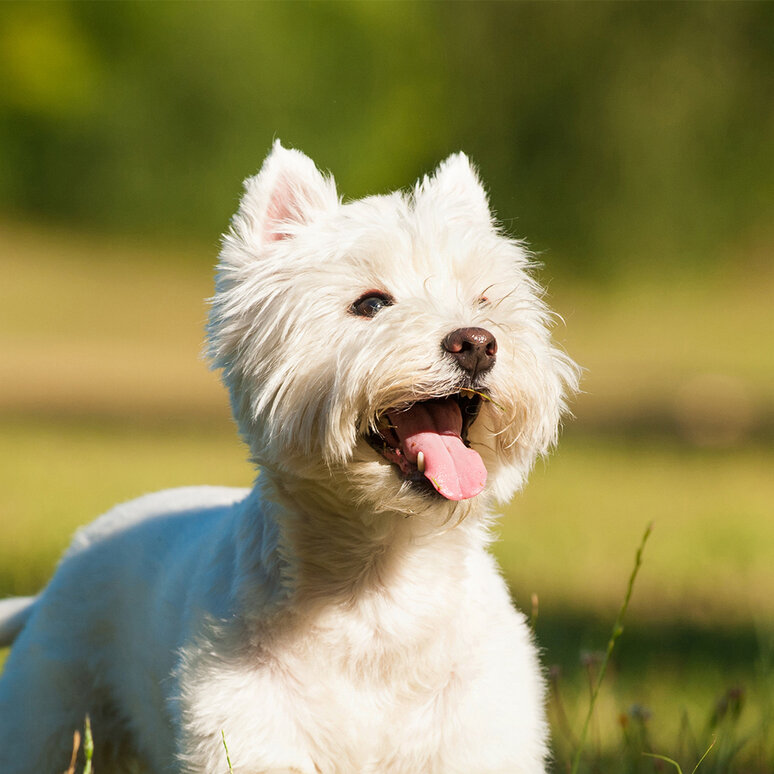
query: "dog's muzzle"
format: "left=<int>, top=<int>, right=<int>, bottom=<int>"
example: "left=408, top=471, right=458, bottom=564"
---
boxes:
left=367, top=390, right=488, bottom=501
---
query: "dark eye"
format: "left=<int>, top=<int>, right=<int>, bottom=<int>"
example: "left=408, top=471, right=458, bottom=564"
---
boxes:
left=350, top=291, right=394, bottom=318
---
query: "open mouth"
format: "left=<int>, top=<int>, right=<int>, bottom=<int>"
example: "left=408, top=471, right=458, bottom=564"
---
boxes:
left=366, top=390, right=488, bottom=501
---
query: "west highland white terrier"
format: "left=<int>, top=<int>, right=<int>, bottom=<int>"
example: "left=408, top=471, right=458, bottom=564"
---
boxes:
left=0, top=142, right=578, bottom=773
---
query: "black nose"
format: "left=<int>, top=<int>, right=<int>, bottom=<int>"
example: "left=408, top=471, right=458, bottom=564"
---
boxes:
left=442, top=327, right=497, bottom=376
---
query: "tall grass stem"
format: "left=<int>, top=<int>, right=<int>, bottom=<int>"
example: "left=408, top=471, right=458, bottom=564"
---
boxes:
left=82, top=715, right=94, bottom=774
left=569, top=522, right=652, bottom=774
left=222, top=729, right=234, bottom=773
left=643, top=735, right=716, bottom=774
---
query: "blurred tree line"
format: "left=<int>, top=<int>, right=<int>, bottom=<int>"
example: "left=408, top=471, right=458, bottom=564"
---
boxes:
left=1, top=0, right=772, bottom=277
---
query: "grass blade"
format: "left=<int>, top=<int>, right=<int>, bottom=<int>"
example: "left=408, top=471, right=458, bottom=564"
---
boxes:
left=82, top=715, right=93, bottom=774
left=222, top=729, right=234, bottom=773
left=570, top=522, right=652, bottom=774
left=690, top=736, right=716, bottom=774
left=642, top=752, right=683, bottom=773
left=643, top=735, right=715, bottom=774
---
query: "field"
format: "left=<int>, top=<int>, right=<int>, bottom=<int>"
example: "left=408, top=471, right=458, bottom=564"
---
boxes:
left=1, top=222, right=773, bottom=771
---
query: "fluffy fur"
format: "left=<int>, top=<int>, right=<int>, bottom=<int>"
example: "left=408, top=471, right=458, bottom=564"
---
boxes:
left=0, top=142, right=578, bottom=773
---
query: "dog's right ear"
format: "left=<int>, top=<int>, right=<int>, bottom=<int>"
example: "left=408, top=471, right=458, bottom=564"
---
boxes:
left=233, top=140, right=339, bottom=250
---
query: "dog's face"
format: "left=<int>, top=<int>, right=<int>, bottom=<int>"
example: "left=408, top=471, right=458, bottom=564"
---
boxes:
left=209, top=142, right=577, bottom=517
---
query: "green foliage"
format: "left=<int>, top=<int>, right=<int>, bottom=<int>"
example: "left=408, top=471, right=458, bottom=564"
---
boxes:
left=1, top=1, right=773, bottom=276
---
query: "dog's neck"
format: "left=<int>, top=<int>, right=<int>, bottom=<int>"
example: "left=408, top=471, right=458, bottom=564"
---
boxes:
left=234, top=475, right=493, bottom=627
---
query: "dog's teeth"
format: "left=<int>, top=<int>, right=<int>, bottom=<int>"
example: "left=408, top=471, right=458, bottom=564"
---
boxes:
left=461, top=389, right=474, bottom=398
left=416, top=451, right=425, bottom=473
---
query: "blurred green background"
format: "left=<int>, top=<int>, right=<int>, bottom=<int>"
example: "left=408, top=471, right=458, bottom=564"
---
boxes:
left=1, top=1, right=773, bottom=770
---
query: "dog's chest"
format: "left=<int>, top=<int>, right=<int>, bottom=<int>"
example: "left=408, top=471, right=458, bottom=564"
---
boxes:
left=179, top=617, right=474, bottom=773
left=177, top=550, right=539, bottom=774
left=284, top=620, right=472, bottom=771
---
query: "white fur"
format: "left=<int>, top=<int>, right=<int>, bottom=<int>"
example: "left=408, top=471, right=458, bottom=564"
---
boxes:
left=0, top=142, right=578, bottom=773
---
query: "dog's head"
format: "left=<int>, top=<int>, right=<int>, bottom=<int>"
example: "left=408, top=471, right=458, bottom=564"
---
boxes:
left=209, top=141, right=578, bottom=517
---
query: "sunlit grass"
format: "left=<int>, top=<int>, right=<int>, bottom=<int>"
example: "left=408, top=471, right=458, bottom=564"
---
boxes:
left=551, top=267, right=774, bottom=429
left=2, top=220, right=773, bottom=426
left=498, top=437, right=774, bottom=624
left=1, top=221, right=773, bottom=769
left=0, top=418, right=250, bottom=597
left=0, top=221, right=223, bottom=418
left=3, top=420, right=771, bottom=768
left=3, top=418, right=773, bottom=627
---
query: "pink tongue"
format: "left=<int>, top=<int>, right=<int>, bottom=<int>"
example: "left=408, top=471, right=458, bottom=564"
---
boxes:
left=388, top=399, right=487, bottom=501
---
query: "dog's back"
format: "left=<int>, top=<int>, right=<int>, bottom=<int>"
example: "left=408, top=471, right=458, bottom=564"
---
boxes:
left=0, top=486, right=250, bottom=773
left=0, top=597, right=36, bottom=648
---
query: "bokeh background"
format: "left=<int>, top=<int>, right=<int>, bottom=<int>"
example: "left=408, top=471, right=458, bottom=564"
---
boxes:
left=1, top=1, right=773, bottom=770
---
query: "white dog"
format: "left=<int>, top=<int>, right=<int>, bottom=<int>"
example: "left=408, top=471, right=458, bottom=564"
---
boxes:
left=0, top=142, right=578, bottom=773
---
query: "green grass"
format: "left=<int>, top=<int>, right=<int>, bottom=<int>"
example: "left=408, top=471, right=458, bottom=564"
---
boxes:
left=550, top=267, right=774, bottom=436
left=3, top=421, right=773, bottom=626
left=498, top=437, right=774, bottom=625
left=569, top=522, right=652, bottom=774
left=1, top=221, right=772, bottom=769
left=1, top=419, right=771, bottom=769
left=2, top=219, right=773, bottom=428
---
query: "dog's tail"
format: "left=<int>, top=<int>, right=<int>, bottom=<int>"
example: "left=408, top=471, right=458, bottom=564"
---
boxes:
left=0, top=596, right=37, bottom=648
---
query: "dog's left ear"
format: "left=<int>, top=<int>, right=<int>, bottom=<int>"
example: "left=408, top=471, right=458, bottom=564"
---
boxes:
left=421, top=152, right=492, bottom=225
left=236, top=140, right=339, bottom=248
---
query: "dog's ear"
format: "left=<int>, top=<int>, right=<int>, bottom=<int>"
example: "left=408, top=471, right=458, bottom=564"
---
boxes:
left=238, top=140, right=338, bottom=245
left=420, top=152, right=492, bottom=225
